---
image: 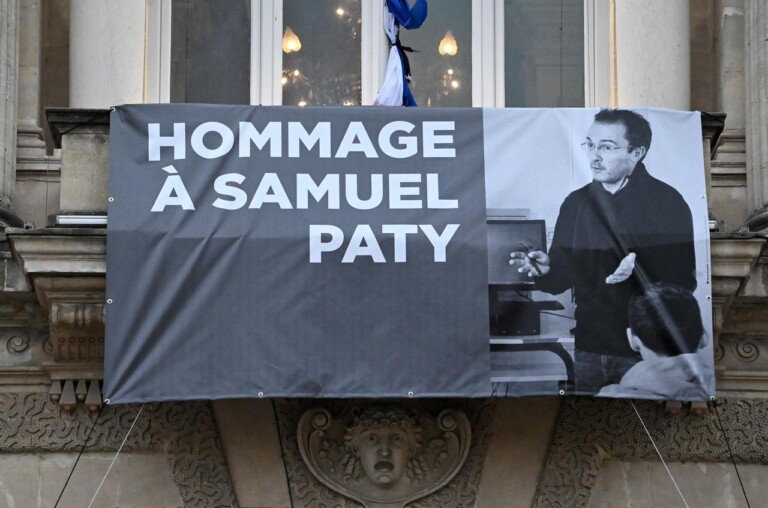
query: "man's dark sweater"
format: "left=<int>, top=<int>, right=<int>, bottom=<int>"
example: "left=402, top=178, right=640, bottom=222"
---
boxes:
left=536, top=163, right=696, bottom=357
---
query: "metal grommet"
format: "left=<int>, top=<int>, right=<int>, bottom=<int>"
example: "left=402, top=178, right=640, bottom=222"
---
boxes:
left=108, top=197, right=114, bottom=202
left=106, top=299, right=113, bottom=304
left=258, top=392, right=264, bottom=398
left=559, top=389, right=565, bottom=396
left=407, top=391, right=414, bottom=397
left=104, top=399, right=111, bottom=404
left=706, top=295, right=712, bottom=300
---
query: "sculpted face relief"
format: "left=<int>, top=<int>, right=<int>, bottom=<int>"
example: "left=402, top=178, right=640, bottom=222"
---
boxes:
left=356, top=427, right=410, bottom=485
left=344, top=407, right=422, bottom=488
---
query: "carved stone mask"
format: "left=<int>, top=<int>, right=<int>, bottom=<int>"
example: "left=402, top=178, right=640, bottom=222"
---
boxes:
left=347, top=409, right=419, bottom=486
left=298, top=403, right=471, bottom=508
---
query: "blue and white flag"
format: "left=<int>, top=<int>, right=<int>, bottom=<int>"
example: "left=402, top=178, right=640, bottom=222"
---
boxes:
left=374, top=0, right=428, bottom=106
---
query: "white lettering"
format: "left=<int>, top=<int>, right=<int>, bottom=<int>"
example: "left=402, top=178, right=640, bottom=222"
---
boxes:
left=389, top=174, right=422, bottom=209
left=423, top=121, right=456, bottom=158
left=249, top=173, right=293, bottom=209
left=426, top=174, right=458, bottom=208
left=296, top=174, right=340, bottom=209
left=309, top=225, right=344, bottom=263
left=382, top=224, right=418, bottom=262
left=346, top=174, right=384, bottom=210
left=420, top=224, right=459, bottom=262
left=148, top=123, right=186, bottom=161
left=378, top=121, right=417, bottom=159
left=342, top=225, right=386, bottom=263
left=335, top=122, right=379, bottom=158
left=239, top=122, right=281, bottom=157
left=288, top=122, right=331, bottom=158
left=191, top=122, right=235, bottom=159
left=151, top=165, right=195, bottom=211
left=212, top=173, right=248, bottom=210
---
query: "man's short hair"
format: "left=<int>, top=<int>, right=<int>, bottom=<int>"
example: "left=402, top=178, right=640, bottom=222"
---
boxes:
left=628, top=283, right=704, bottom=356
left=594, top=109, right=652, bottom=157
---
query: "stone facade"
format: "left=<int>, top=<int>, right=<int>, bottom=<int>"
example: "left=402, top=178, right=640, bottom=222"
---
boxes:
left=1, top=2, right=768, bottom=507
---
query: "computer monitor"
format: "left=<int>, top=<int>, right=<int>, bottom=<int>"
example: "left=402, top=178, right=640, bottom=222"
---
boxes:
left=486, top=218, right=547, bottom=289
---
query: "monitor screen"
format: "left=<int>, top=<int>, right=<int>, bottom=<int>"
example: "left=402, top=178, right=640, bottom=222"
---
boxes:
left=486, top=218, right=547, bottom=287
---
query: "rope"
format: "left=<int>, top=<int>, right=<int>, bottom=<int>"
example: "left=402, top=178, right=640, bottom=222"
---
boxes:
left=630, top=400, right=690, bottom=508
left=712, top=400, right=751, bottom=508
left=54, top=406, right=103, bottom=508
left=87, top=403, right=145, bottom=508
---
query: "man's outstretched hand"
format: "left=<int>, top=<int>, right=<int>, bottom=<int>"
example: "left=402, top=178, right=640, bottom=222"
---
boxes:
left=509, top=250, right=551, bottom=277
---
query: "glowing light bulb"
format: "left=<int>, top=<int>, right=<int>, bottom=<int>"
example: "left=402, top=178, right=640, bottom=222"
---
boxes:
left=450, top=80, right=460, bottom=89
left=447, top=68, right=454, bottom=75
left=439, top=31, right=458, bottom=56
left=298, top=100, right=307, bottom=107
left=336, top=7, right=345, bottom=16
left=293, top=69, right=300, bottom=77
left=281, top=76, right=288, bottom=85
left=282, top=27, right=301, bottom=53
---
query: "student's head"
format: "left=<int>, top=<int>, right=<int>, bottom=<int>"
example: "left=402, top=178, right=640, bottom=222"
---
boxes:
left=627, top=283, right=704, bottom=358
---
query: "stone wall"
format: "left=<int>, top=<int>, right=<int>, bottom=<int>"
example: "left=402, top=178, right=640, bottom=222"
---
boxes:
left=0, top=394, right=237, bottom=507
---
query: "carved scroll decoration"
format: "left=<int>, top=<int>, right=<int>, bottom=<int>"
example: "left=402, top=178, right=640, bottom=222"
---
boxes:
left=6, top=334, right=29, bottom=354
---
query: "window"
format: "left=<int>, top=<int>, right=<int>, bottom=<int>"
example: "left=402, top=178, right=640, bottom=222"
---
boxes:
left=170, top=0, right=251, bottom=104
left=282, top=0, right=362, bottom=106
left=504, top=0, right=584, bottom=107
left=147, top=0, right=605, bottom=108
left=398, top=0, right=472, bottom=107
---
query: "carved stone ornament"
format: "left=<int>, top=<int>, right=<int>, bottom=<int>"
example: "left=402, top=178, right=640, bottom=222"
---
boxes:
left=298, top=405, right=471, bottom=508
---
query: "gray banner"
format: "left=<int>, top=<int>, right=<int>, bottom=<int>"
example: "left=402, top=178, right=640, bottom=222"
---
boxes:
left=105, top=105, right=490, bottom=402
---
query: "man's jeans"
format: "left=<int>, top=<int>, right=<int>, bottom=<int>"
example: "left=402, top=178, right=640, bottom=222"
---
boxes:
left=574, top=349, right=640, bottom=395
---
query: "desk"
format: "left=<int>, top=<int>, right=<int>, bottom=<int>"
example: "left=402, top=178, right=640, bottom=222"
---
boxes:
left=490, top=312, right=575, bottom=395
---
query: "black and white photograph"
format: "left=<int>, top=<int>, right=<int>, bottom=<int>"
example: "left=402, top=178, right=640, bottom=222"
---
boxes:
left=484, top=107, right=715, bottom=400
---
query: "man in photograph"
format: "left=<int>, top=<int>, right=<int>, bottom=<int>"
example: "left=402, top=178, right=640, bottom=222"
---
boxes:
left=510, top=109, right=696, bottom=394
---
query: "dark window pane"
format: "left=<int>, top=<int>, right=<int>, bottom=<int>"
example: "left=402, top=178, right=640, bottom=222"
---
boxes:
left=398, top=0, right=472, bottom=107
left=505, top=0, right=584, bottom=107
left=170, top=0, right=251, bottom=104
left=282, top=0, right=361, bottom=106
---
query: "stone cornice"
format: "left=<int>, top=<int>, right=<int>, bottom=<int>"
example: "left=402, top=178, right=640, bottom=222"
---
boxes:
left=4, top=229, right=106, bottom=406
left=45, top=108, right=110, bottom=150
left=710, top=234, right=768, bottom=395
left=6, top=228, right=106, bottom=278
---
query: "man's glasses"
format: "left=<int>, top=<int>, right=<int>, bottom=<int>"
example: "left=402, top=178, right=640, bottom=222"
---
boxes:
left=580, top=141, right=632, bottom=154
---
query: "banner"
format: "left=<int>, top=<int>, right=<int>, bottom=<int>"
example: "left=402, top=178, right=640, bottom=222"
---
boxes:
left=105, top=105, right=715, bottom=402
left=105, top=105, right=490, bottom=402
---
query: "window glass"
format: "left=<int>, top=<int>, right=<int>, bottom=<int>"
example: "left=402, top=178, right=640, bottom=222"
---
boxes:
left=505, top=0, right=584, bottom=107
left=397, top=0, right=472, bottom=107
left=282, top=0, right=362, bottom=106
left=170, top=0, right=251, bottom=104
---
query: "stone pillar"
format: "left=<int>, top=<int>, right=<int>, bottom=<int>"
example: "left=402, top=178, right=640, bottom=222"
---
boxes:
left=716, top=0, right=745, bottom=133
left=16, top=0, right=46, bottom=155
left=0, top=0, right=23, bottom=227
left=69, top=0, right=145, bottom=108
left=745, top=0, right=768, bottom=230
left=614, top=0, right=690, bottom=109
left=709, top=1, right=747, bottom=232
